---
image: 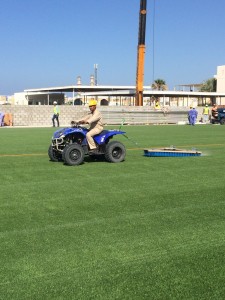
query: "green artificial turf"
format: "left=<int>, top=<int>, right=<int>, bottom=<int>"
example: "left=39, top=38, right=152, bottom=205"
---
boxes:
left=0, top=125, right=225, bottom=299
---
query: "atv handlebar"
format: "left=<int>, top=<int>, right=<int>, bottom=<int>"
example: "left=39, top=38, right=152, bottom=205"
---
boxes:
left=71, top=121, right=86, bottom=129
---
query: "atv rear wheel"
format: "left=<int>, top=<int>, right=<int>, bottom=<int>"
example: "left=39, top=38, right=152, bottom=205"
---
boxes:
left=105, top=141, right=126, bottom=163
left=48, top=145, right=62, bottom=162
left=62, top=144, right=84, bottom=166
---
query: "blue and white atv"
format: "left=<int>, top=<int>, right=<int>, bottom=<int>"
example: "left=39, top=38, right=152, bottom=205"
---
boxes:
left=48, top=123, right=126, bottom=166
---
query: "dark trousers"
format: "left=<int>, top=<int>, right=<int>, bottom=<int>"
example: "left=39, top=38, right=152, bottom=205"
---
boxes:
left=52, top=114, right=59, bottom=127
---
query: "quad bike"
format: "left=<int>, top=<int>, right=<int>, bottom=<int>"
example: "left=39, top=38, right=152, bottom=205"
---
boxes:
left=211, top=108, right=225, bottom=125
left=48, top=122, right=126, bottom=166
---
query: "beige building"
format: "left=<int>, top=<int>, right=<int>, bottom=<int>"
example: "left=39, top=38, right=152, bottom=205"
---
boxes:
left=0, top=95, right=7, bottom=105
left=215, top=65, right=225, bottom=93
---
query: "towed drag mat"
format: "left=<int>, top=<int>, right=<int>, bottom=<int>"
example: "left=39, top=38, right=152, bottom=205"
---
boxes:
left=144, top=146, right=202, bottom=157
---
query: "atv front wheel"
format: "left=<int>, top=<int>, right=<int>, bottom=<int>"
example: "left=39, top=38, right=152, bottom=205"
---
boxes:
left=48, top=145, right=62, bottom=162
left=62, top=144, right=84, bottom=166
left=105, top=141, right=126, bottom=163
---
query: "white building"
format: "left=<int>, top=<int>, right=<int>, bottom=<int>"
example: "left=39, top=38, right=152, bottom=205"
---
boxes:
left=13, top=92, right=65, bottom=105
left=4, top=65, right=225, bottom=106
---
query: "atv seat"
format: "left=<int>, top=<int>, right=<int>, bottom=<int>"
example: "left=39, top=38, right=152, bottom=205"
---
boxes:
left=94, top=130, right=108, bottom=137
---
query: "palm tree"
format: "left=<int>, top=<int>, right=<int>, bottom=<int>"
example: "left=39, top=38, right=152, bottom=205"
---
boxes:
left=151, top=79, right=168, bottom=91
left=200, top=78, right=217, bottom=92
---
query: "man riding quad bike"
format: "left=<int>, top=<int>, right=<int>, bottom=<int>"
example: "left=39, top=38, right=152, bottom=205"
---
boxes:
left=77, top=99, right=104, bottom=154
left=48, top=100, right=126, bottom=166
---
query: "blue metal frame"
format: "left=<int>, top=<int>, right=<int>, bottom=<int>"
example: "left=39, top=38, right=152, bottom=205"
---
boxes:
left=53, top=127, right=125, bottom=147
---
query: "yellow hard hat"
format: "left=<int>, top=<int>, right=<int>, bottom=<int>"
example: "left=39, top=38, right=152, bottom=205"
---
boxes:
left=89, top=99, right=97, bottom=106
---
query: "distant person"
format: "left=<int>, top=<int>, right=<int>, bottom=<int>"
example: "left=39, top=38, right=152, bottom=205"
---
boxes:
left=188, top=106, right=198, bottom=125
left=78, top=99, right=103, bottom=153
left=52, top=101, right=60, bottom=127
left=0, top=112, right=4, bottom=126
left=202, top=104, right=209, bottom=123
left=211, top=103, right=218, bottom=120
left=155, top=101, right=161, bottom=109
left=162, top=106, right=169, bottom=116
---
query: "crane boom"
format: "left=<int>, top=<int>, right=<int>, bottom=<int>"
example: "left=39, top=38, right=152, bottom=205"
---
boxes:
left=135, top=0, right=147, bottom=106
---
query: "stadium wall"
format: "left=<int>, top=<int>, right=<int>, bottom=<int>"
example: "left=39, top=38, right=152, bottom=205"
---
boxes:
left=0, top=105, right=201, bottom=127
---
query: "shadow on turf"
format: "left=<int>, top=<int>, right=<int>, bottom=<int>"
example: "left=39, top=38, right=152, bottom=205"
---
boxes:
left=49, top=155, right=107, bottom=166
left=84, top=155, right=106, bottom=164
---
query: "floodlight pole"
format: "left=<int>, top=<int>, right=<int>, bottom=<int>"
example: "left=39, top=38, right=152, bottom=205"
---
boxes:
left=94, top=64, right=98, bottom=85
